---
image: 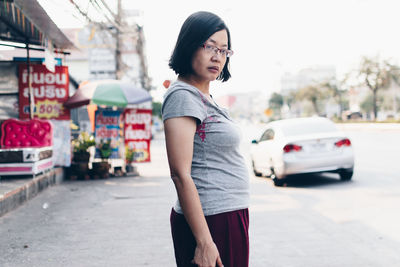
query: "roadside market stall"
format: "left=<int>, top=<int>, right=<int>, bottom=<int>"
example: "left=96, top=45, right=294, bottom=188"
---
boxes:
left=0, top=0, right=75, bottom=177
left=64, top=79, right=152, bottom=178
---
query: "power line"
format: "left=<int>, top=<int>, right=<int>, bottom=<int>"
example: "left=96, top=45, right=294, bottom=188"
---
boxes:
left=69, top=0, right=95, bottom=24
left=98, top=0, right=118, bottom=21
left=89, top=0, right=123, bottom=32
left=68, top=0, right=115, bottom=35
left=90, top=0, right=111, bottom=22
left=40, top=0, right=87, bottom=25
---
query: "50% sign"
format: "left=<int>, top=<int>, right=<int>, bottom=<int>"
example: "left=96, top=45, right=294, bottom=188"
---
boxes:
left=35, top=100, right=63, bottom=119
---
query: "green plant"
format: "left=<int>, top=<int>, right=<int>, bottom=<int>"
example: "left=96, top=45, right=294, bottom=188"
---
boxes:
left=98, top=140, right=112, bottom=161
left=72, top=132, right=95, bottom=153
left=152, top=101, right=162, bottom=119
left=125, top=147, right=135, bottom=163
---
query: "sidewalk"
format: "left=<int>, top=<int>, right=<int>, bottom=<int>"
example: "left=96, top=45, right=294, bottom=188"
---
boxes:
left=0, top=168, right=64, bottom=217
left=0, top=131, right=166, bottom=218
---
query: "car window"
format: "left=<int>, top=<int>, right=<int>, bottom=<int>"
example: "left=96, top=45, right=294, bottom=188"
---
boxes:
left=260, top=129, right=274, bottom=142
left=280, top=120, right=338, bottom=136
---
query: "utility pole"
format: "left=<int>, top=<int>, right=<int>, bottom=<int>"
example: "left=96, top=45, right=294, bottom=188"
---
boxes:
left=115, top=0, right=122, bottom=80
left=26, top=43, right=35, bottom=119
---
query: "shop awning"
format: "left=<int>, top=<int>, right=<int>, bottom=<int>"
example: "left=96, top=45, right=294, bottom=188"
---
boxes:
left=0, top=0, right=75, bottom=50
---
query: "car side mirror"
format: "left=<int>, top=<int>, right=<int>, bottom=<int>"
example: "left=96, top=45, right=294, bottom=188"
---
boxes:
left=251, top=139, right=258, bottom=144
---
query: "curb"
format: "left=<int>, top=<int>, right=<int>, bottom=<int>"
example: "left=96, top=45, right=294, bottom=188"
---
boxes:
left=0, top=168, right=64, bottom=217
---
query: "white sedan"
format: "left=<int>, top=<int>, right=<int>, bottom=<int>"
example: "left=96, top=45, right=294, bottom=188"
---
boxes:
left=250, top=117, right=354, bottom=186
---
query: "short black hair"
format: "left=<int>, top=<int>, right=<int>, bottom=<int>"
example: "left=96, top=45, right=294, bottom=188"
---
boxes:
left=169, top=11, right=232, bottom=82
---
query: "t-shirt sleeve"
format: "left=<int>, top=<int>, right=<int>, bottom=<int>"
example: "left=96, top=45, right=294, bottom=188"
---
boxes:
left=162, top=89, right=207, bottom=123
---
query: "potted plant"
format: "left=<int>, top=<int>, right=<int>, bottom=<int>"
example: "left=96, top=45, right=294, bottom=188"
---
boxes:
left=125, top=147, right=135, bottom=173
left=92, top=140, right=112, bottom=178
left=72, top=132, right=95, bottom=162
left=70, top=132, right=95, bottom=180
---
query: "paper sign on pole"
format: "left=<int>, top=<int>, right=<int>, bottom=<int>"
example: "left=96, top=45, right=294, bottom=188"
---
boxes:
left=44, top=40, right=55, bottom=73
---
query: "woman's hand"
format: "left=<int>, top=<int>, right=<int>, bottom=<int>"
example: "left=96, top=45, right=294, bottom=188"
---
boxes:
left=191, top=241, right=223, bottom=267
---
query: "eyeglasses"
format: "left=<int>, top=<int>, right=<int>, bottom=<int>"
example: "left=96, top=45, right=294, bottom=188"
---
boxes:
left=202, top=44, right=234, bottom=58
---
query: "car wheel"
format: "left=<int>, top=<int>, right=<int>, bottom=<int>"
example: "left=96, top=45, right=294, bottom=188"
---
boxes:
left=272, top=176, right=284, bottom=186
left=265, top=160, right=273, bottom=178
left=271, top=168, right=284, bottom=186
left=252, top=160, right=262, bottom=177
left=339, top=170, right=353, bottom=181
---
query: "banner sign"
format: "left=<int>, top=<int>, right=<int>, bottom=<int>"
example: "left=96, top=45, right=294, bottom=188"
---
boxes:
left=124, top=108, right=152, bottom=163
left=18, top=64, right=70, bottom=120
left=94, top=109, right=122, bottom=159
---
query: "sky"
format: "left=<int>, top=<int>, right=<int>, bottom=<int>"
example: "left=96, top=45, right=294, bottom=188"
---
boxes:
left=38, top=0, right=400, bottom=101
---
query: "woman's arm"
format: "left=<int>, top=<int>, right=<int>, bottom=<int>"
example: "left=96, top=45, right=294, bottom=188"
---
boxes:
left=164, top=117, right=223, bottom=267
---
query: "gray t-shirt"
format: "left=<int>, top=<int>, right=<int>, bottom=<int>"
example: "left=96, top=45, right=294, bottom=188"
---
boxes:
left=162, top=80, right=250, bottom=216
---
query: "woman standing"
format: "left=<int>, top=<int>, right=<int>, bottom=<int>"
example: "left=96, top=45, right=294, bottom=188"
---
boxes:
left=162, top=11, right=250, bottom=267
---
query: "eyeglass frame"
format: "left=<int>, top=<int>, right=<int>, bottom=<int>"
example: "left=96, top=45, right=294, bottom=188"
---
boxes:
left=201, top=43, right=234, bottom=58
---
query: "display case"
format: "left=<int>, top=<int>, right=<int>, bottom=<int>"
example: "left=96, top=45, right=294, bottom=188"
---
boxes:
left=0, top=119, right=53, bottom=176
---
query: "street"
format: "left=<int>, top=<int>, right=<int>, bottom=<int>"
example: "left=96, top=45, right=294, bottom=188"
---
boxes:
left=1, top=124, right=400, bottom=267
left=247, top=124, right=400, bottom=266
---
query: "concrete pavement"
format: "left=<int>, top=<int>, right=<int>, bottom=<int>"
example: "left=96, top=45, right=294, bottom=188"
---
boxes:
left=1, top=126, right=400, bottom=266
left=0, top=168, right=64, bottom=217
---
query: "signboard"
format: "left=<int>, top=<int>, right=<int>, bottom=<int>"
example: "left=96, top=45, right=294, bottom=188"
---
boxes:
left=75, top=25, right=117, bottom=80
left=18, top=64, right=70, bottom=120
left=94, top=109, right=122, bottom=159
left=124, top=108, right=151, bottom=163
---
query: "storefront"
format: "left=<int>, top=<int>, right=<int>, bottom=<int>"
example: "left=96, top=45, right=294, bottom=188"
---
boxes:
left=0, top=0, right=75, bottom=176
left=0, top=0, right=153, bottom=179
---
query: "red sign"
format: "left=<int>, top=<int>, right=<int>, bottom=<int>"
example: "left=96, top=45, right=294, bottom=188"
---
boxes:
left=18, top=64, right=70, bottom=120
left=163, top=79, right=171, bottom=89
left=123, top=108, right=152, bottom=163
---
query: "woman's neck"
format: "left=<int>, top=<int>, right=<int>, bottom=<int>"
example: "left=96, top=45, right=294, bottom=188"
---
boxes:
left=178, top=75, right=210, bottom=96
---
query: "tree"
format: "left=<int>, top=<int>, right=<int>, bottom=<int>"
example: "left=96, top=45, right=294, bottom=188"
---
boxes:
left=296, top=85, right=328, bottom=115
left=284, top=90, right=297, bottom=109
left=320, top=78, right=349, bottom=118
left=268, top=93, right=283, bottom=111
left=152, top=101, right=162, bottom=119
left=360, top=93, right=375, bottom=117
left=358, top=56, right=400, bottom=120
left=268, top=92, right=284, bottom=119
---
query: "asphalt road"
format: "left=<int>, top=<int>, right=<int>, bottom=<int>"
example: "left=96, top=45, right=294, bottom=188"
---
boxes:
left=1, top=124, right=399, bottom=267
left=245, top=124, right=400, bottom=267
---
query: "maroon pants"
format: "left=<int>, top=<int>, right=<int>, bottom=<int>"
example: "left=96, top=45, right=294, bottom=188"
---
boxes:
left=170, top=208, right=249, bottom=267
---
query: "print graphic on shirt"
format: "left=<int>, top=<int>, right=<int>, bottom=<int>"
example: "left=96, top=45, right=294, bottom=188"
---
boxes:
left=195, top=91, right=220, bottom=142
left=196, top=116, right=219, bottom=142
left=198, top=92, right=208, bottom=106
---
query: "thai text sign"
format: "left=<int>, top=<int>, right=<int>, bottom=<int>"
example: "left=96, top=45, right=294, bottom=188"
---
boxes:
left=94, top=109, right=122, bottom=159
left=124, top=108, right=151, bottom=163
left=18, top=64, right=70, bottom=120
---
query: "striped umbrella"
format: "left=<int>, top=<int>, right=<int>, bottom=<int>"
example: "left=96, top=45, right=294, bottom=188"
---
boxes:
left=64, top=80, right=152, bottom=108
